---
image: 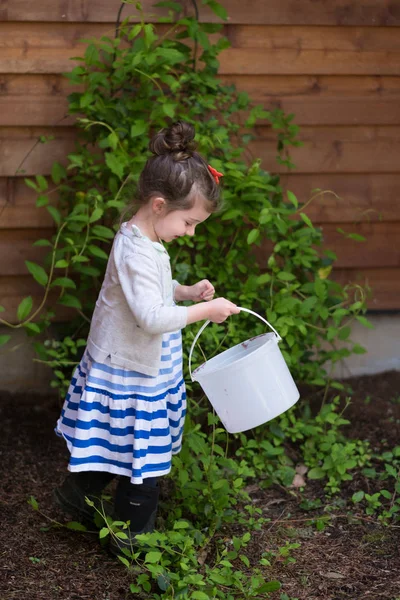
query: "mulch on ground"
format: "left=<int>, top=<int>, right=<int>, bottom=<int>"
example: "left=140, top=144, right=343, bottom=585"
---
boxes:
left=1, top=371, right=399, bottom=600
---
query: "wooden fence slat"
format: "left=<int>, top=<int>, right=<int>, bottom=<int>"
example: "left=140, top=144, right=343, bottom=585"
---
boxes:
left=250, top=125, right=400, bottom=174
left=319, top=222, right=399, bottom=268
left=221, top=73, right=400, bottom=96
left=0, top=228, right=51, bottom=276
left=0, top=275, right=73, bottom=323
left=218, top=48, right=400, bottom=76
left=0, top=97, right=73, bottom=127
left=2, top=125, right=400, bottom=176
left=0, top=127, right=77, bottom=177
left=280, top=173, right=400, bottom=223
left=228, top=25, right=400, bottom=51
left=334, top=268, right=400, bottom=310
left=2, top=221, right=398, bottom=279
left=0, top=177, right=54, bottom=228
left=2, top=47, right=398, bottom=76
left=4, top=73, right=400, bottom=98
left=1, top=266, right=398, bottom=321
left=2, top=73, right=400, bottom=127
left=4, top=0, right=400, bottom=25
left=1, top=173, right=399, bottom=229
left=1, top=23, right=400, bottom=75
left=3, top=93, right=400, bottom=127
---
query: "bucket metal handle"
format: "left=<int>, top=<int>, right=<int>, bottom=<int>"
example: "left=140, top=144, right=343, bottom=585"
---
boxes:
left=188, top=307, right=282, bottom=381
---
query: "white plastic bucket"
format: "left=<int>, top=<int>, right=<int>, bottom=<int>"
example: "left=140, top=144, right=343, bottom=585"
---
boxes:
left=189, top=307, right=300, bottom=433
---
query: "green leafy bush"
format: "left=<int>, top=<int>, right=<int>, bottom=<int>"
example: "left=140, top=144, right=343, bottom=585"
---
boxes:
left=0, top=1, right=367, bottom=395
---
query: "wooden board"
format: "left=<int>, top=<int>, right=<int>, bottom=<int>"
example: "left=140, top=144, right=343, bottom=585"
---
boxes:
left=2, top=74, right=400, bottom=127
left=0, top=275, right=73, bottom=323
left=249, top=125, right=400, bottom=174
left=218, top=48, right=400, bottom=76
left=2, top=125, right=400, bottom=176
left=280, top=173, right=400, bottom=223
left=2, top=220, right=398, bottom=279
left=0, top=228, right=52, bottom=276
left=333, top=268, right=400, bottom=311
left=3, top=0, right=400, bottom=25
left=0, top=177, right=54, bottom=228
left=318, top=222, right=400, bottom=269
left=2, top=266, right=398, bottom=323
left=0, top=127, right=77, bottom=177
left=1, top=23, right=400, bottom=75
left=1, top=173, right=399, bottom=229
left=221, top=74, right=400, bottom=96
left=3, top=92, right=400, bottom=127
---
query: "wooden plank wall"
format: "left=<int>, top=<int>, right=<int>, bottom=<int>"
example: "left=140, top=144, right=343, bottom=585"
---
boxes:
left=1, top=1, right=400, bottom=322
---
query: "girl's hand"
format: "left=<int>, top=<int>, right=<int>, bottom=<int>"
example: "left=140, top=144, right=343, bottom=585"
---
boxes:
left=190, top=279, right=215, bottom=302
left=207, top=298, right=240, bottom=323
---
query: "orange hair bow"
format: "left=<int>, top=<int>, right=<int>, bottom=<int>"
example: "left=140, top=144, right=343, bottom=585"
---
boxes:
left=207, top=164, right=224, bottom=184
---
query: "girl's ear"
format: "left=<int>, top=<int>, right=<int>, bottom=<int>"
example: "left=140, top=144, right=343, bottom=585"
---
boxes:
left=152, top=196, right=166, bottom=214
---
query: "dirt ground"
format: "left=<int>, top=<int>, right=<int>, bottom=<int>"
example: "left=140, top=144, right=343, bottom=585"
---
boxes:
left=1, top=371, right=399, bottom=600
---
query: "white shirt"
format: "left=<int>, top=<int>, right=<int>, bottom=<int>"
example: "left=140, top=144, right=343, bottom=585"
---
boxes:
left=86, top=222, right=187, bottom=376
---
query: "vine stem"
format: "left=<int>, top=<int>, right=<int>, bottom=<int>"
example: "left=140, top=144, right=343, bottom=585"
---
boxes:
left=0, top=221, right=67, bottom=328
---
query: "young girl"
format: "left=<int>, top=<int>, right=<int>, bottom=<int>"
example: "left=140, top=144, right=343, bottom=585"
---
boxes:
left=54, top=120, right=239, bottom=553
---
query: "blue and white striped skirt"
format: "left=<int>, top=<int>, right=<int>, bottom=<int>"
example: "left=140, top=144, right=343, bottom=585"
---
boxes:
left=55, top=331, right=186, bottom=484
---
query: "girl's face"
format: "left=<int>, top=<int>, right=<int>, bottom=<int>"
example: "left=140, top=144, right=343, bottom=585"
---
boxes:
left=154, top=196, right=211, bottom=243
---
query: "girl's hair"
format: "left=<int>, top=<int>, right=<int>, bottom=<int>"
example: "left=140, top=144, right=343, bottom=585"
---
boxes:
left=137, top=121, right=222, bottom=213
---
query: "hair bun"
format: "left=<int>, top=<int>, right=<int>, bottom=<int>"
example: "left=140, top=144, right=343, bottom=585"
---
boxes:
left=149, top=121, right=196, bottom=161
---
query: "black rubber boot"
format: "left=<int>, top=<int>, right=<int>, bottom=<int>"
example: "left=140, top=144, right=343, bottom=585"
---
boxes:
left=109, top=477, right=159, bottom=555
left=54, top=471, right=115, bottom=524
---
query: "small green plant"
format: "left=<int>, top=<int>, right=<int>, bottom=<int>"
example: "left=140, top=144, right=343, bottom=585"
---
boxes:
left=352, top=446, right=400, bottom=522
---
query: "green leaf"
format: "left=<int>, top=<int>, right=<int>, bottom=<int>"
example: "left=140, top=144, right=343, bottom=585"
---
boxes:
left=51, top=161, right=67, bottom=184
left=338, top=326, right=351, bottom=340
left=247, top=228, right=260, bottom=245
left=24, top=178, right=39, bottom=192
left=352, top=491, right=365, bottom=503
left=88, top=245, right=109, bottom=260
left=118, top=556, right=131, bottom=568
left=92, top=225, right=115, bottom=239
left=55, top=259, right=69, bottom=268
left=58, top=294, right=82, bottom=310
left=206, top=0, right=228, bottom=20
left=24, top=323, right=41, bottom=334
left=131, top=120, right=147, bottom=137
left=36, top=175, right=48, bottom=191
left=255, top=581, right=281, bottom=593
left=17, top=296, right=33, bottom=321
left=191, top=592, right=210, bottom=600
left=36, top=195, right=49, bottom=207
left=89, top=207, right=104, bottom=223
left=352, top=344, right=367, bottom=355
left=51, top=277, right=76, bottom=289
left=308, top=467, right=326, bottom=480
left=66, top=521, right=87, bottom=531
left=356, top=315, right=373, bottom=329
left=25, top=261, right=48, bottom=286
left=47, top=205, right=61, bottom=225
left=277, top=271, right=296, bottom=281
left=300, top=212, right=313, bottom=228
left=162, top=103, right=176, bottom=118
left=145, top=551, right=162, bottom=563
left=32, top=238, right=52, bottom=246
left=256, top=273, right=271, bottom=285
left=287, top=190, right=298, bottom=207
left=0, top=335, right=11, bottom=347
left=105, top=152, right=124, bottom=179
left=28, top=495, right=39, bottom=510
left=99, top=527, right=109, bottom=538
